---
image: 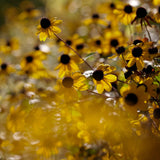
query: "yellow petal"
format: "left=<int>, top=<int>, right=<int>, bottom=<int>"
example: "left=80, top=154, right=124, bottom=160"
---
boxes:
left=39, top=32, right=48, bottom=41
left=96, top=82, right=104, bottom=94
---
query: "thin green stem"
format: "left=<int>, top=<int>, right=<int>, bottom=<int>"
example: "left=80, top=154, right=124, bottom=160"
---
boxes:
left=144, top=22, right=152, bottom=41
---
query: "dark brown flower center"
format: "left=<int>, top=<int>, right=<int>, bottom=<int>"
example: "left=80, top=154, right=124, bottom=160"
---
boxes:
left=6, top=40, right=11, bottom=46
left=60, top=54, right=70, bottom=64
left=133, top=39, right=143, bottom=45
left=148, top=47, right=158, bottom=54
left=66, top=40, right=72, bottom=46
left=40, top=18, right=51, bottom=29
left=34, top=45, right=40, bottom=50
left=158, top=6, right=160, bottom=13
left=1, top=63, right=7, bottom=70
left=116, top=46, right=125, bottom=54
left=132, top=47, right=143, bottom=57
left=124, top=5, right=133, bottom=14
left=62, top=77, right=74, bottom=88
left=110, top=39, right=119, bottom=47
left=26, top=8, right=34, bottom=13
left=136, top=7, right=147, bottom=18
left=125, top=93, right=138, bottom=106
left=26, top=56, right=33, bottom=63
left=92, top=13, right=99, bottom=19
left=95, top=40, right=101, bottom=46
left=153, top=108, right=160, bottom=119
left=76, top=44, right=84, bottom=50
left=110, top=3, right=115, bottom=9
left=93, top=70, right=104, bottom=81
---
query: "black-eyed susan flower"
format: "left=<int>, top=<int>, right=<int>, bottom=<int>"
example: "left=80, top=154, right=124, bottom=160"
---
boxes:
left=19, top=6, right=41, bottom=20
left=104, top=30, right=126, bottom=56
left=114, top=4, right=136, bottom=25
left=139, top=78, right=158, bottom=98
left=83, top=13, right=107, bottom=26
left=92, top=64, right=117, bottom=94
left=131, top=7, right=154, bottom=27
left=36, top=17, right=62, bottom=41
left=145, top=46, right=160, bottom=60
left=98, top=1, right=118, bottom=22
left=125, top=43, right=148, bottom=71
left=20, top=51, right=47, bottom=78
left=0, top=62, right=15, bottom=81
left=55, top=72, right=88, bottom=102
left=0, top=38, right=19, bottom=54
left=120, top=83, right=150, bottom=113
left=59, top=34, right=85, bottom=54
left=55, top=54, right=80, bottom=78
left=87, top=37, right=108, bottom=55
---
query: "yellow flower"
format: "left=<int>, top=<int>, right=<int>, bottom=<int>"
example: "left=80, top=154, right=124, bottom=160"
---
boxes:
left=55, top=72, right=88, bottom=103
left=104, top=30, right=126, bottom=56
left=55, top=54, right=80, bottom=78
left=125, top=43, right=148, bottom=71
left=0, top=38, right=19, bottom=54
left=20, top=51, right=48, bottom=78
left=59, top=34, right=85, bottom=54
left=120, top=83, right=150, bottom=113
left=87, top=37, right=109, bottom=55
left=83, top=13, right=107, bottom=26
left=113, top=4, right=136, bottom=25
left=36, top=17, right=62, bottom=41
left=92, top=64, right=117, bottom=94
left=19, top=7, right=41, bottom=20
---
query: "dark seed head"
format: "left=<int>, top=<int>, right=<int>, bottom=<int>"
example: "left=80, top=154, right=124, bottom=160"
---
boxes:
left=110, top=39, right=119, bottom=47
left=136, top=7, right=147, bottom=18
left=133, top=39, right=143, bottom=45
left=158, top=6, right=160, bottom=13
left=40, top=18, right=51, bottom=29
left=95, top=40, right=101, bottom=46
left=66, top=40, right=72, bottom=46
left=62, top=77, right=74, bottom=88
left=92, top=70, right=104, bottom=81
left=144, top=65, right=155, bottom=74
left=60, top=54, right=70, bottom=64
left=1, top=63, right=7, bottom=70
left=110, top=3, right=115, bottom=9
left=26, top=56, right=33, bottom=63
left=124, top=5, right=133, bottom=14
left=125, top=93, right=138, bottom=106
left=124, top=70, right=132, bottom=79
left=153, top=108, right=160, bottom=119
left=92, top=13, right=99, bottom=19
left=148, top=47, right=158, bottom=54
left=6, top=40, right=11, bottom=46
left=132, top=47, right=143, bottom=57
left=156, top=88, right=160, bottom=94
left=26, top=8, right=33, bottom=13
left=116, top=46, right=125, bottom=54
left=76, top=44, right=84, bottom=50
left=34, top=45, right=40, bottom=50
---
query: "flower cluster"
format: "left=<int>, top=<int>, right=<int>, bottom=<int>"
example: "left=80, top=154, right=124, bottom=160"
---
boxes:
left=0, top=0, right=160, bottom=160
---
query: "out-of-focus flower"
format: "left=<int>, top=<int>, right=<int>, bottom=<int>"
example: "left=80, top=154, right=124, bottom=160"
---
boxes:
left=114, top=4, right=136, bottom=25
left=55, top=54, right=80, bottom=78
left=120, top=83, right=150, bottom=113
